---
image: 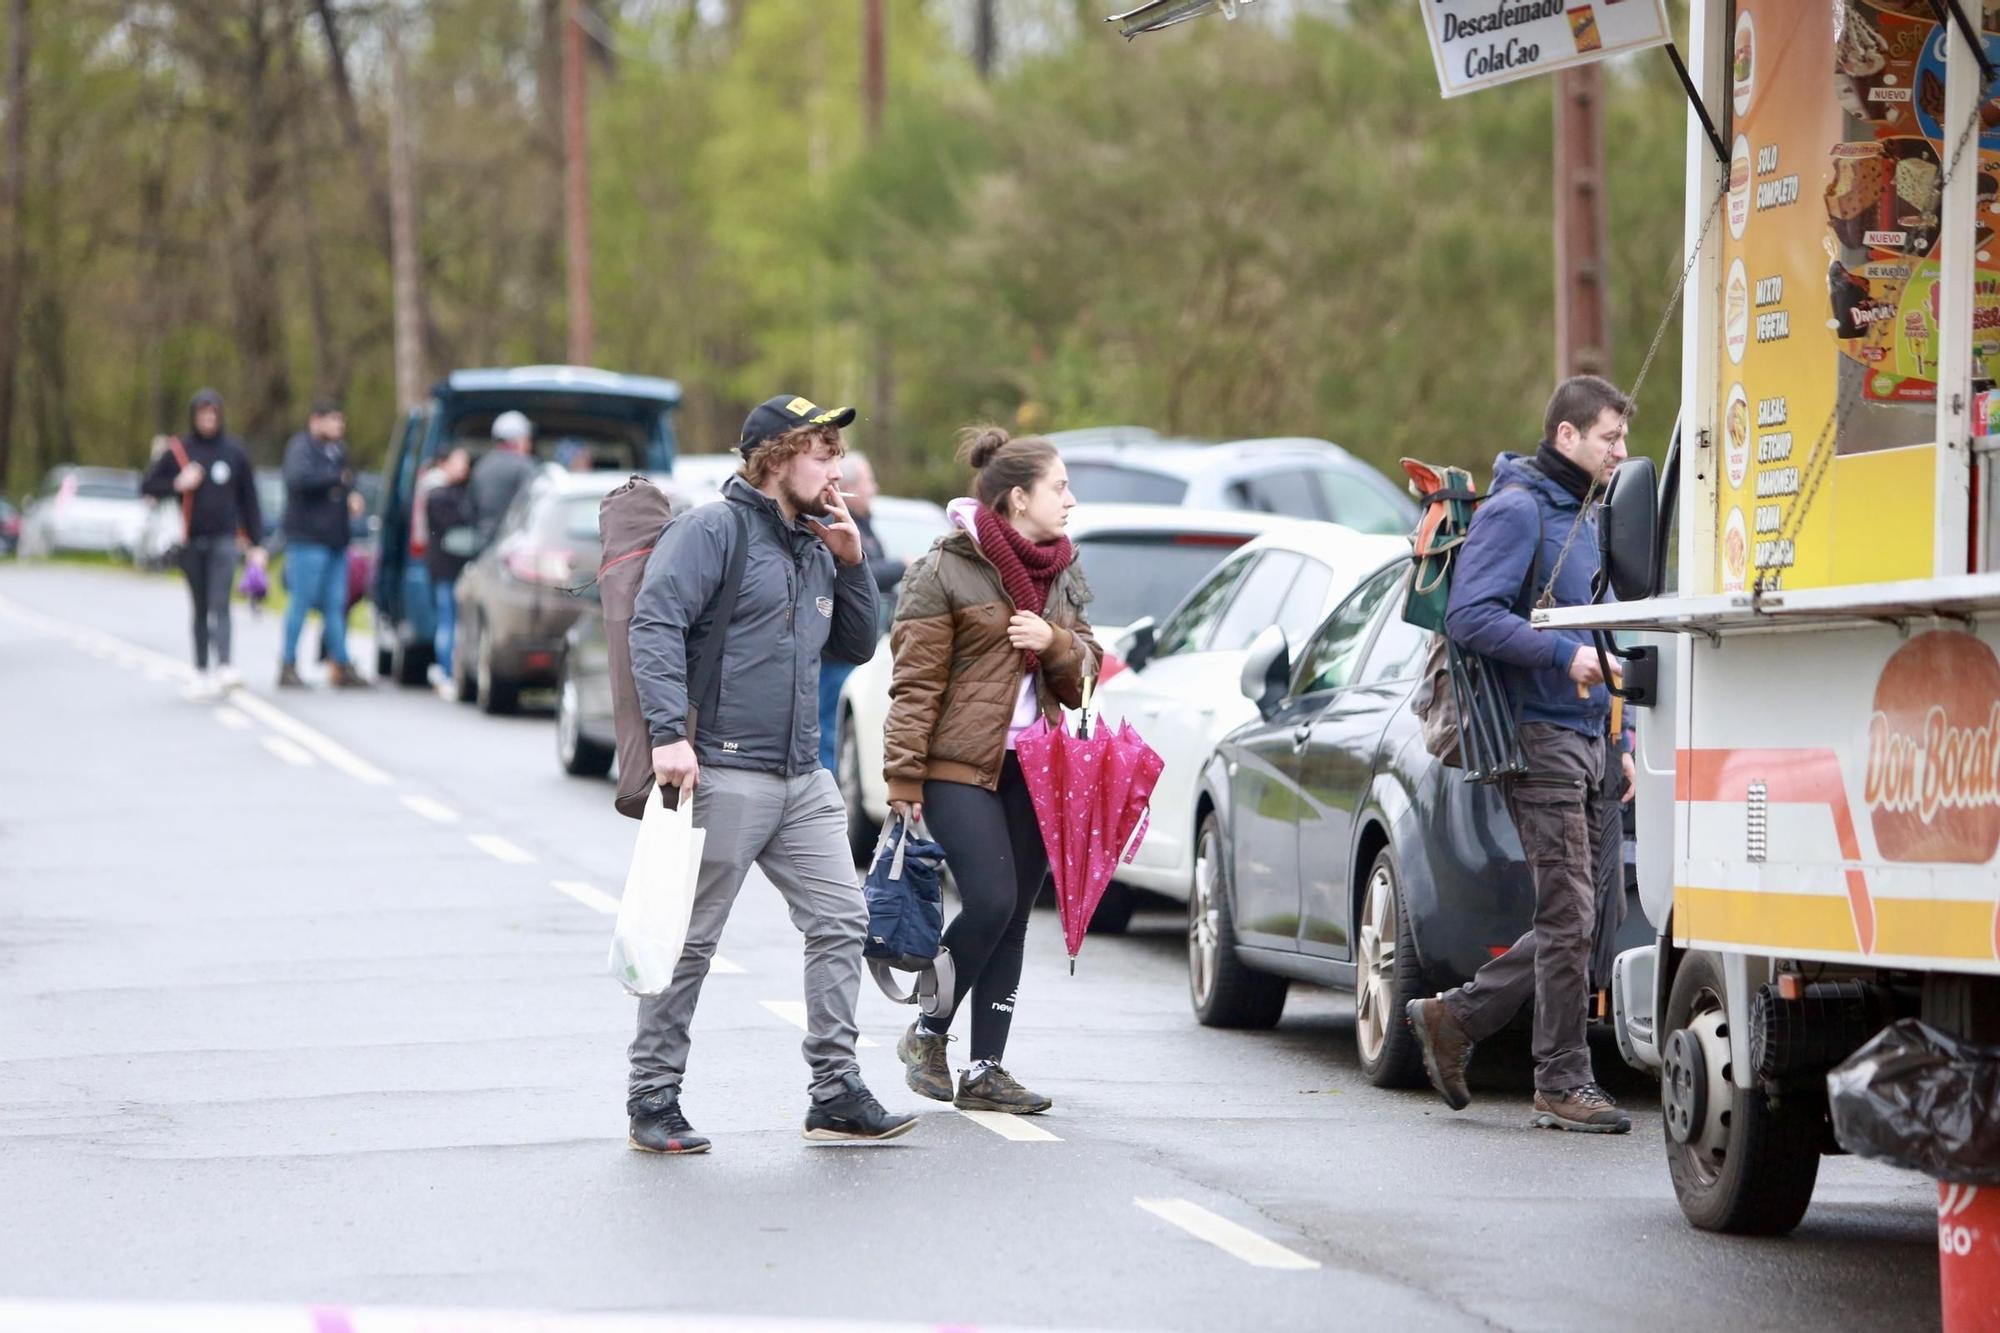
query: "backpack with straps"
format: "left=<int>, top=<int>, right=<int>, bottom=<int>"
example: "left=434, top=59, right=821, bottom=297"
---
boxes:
left=597, top=479, right=751, bottom=820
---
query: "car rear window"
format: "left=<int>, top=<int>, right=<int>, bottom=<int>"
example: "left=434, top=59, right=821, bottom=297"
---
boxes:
left=1074, top=531, right=1250, bottom=629
left=558, top=495, right=604, bottom=541
left=74, top=481, right=139, bottom=500
left=1065, top=462, right=1189, bottom=506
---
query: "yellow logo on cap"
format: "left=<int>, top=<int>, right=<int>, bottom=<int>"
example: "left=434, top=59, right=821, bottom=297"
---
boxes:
left=785, top=397, right=816, bottom=417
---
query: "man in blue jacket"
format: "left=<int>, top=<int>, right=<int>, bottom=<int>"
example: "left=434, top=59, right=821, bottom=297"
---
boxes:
left=278, top=400, right=367, bottom=689
left=1407, top=374, right=1635, bottom=1134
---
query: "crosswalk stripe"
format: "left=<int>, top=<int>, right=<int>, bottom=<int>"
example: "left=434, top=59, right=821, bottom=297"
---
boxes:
left=213, top=707, right=251, bottom=731
left=400, top=794, right=460, bottom=824
left=760, top=999, right=877, bottom=1047
left=551, top=879, right=620, bottom=914
left=260, top=735, right=314, bottom=767
left=1133, top=1198, right=1320, bottom=1271
left=957, top=1108, right=1062, bottom=1142
left=468, top=834, right=536, bottom=865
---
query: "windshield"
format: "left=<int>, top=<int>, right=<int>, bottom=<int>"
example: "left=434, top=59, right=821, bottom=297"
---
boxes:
left=1065, top=462, right=1189, bottom=505
left=1074, top=531, right=1251, bottom=628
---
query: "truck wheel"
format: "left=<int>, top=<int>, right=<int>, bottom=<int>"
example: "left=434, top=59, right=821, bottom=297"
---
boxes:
left=1188, top=813, right=1287, bottom=1029
left=1661, top=949, right=1821, bottom=1235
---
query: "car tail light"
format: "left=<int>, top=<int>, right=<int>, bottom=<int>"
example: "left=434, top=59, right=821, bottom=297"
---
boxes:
left=506, top=545, right=574, bottom=587
left=1, top=515, right=18, bottom=538
left=1172, top=533, right=1246, bottom=547
left=1100, top=651, right=1128, bottom=685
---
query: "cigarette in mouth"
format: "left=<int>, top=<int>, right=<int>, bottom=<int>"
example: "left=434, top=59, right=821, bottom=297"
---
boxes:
left=836, top=490, right=859, bottom=498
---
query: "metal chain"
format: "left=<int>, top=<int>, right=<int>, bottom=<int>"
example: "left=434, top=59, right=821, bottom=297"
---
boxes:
left=1754, top=94, right=1986, bottom=593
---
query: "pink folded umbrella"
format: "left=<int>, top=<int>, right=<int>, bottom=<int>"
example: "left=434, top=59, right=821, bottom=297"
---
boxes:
left=1015, top=703, right=1165, bottom=968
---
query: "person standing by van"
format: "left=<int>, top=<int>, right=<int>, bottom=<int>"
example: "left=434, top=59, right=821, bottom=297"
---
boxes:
left=142, top=388, right=265, bottom=699
left=883, top=427, right=1099, bottom=1115
left=470, top=411, right=539, bottom=550
left=625, top=394, right=914, bottom=1153
left=278, top=399, right=366, bottom=689
left=423, top=446, right=475, bottom=696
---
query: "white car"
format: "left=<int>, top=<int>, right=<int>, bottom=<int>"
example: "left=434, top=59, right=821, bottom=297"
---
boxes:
left=18, top=466, right=147, bottom=559
left=834, top=504, right=1289, bottom=861
left=1092, top=522, right=1408, bottom=906
left=669, top=452, right=739, bottom=507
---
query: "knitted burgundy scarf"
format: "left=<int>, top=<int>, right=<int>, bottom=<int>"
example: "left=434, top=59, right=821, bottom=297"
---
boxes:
left=974, top=505, right=1075, bottom=674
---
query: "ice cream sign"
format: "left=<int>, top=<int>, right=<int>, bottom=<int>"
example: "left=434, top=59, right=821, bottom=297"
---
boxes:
left=1419, top=0, right=1672, bottom=98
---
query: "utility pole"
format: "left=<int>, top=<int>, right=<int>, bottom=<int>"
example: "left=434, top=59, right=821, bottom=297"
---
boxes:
left=863, top=0, right=892, bottom=466
left=973, top=0, right=997, bottom=81
left=385, top=2, right=425, bottom=412
left=863, top=0, right=885, bottom=136
left=0, top=0, right=27, bottom=488
left=562, top=0, right=593, bottom=367
left=1552, top=66, right=1611, bottom=381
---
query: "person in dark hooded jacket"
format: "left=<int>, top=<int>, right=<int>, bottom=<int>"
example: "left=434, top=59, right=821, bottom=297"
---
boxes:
left=142, top=388, right=265, bottom=698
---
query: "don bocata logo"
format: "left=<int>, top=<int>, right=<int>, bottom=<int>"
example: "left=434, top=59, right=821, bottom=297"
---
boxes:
left=1863, top=631, right=2000, bottom=864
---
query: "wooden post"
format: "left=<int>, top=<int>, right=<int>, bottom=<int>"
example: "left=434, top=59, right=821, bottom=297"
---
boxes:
left=1554, top=66, right=1611, bottom=380
left=563, top=0, right=593, bottom=367
left=386, top=2, right=425, bottom=411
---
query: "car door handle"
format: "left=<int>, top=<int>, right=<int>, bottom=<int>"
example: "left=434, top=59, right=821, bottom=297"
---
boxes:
left=1291, top=724, right=1312, bottom=751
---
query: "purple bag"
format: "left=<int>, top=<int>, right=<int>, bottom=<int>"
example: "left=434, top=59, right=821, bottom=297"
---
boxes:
left=238, top=561, right=268, bottom=606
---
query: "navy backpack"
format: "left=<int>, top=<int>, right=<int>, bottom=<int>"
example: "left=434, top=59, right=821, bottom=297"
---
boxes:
left=862, top=816, right=955, bottom=1019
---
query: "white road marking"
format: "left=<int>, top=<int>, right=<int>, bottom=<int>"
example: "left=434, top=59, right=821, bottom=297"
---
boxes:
left=401, top=794, right=460, bottom=824
left=761, top=1000, right=876, bottom=1047
left=468, top=834, right=536, bottom=865
left=1133, top=1198, right=1321, bottom=1271
left=229, top=690, right=393, bottom=786
left=957, top=1108, right=1062, bottom=1142
left=709, top=955, right=745, bottom=975
left=552, top=879, right=621, bottom=914
left=213, top=707, right=252, bottom=730
left=260, top=735, right=315, bottom=768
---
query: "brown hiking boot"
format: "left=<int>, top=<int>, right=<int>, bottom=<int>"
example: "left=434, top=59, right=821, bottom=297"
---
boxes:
left=897, top=1021, right=953, bottom=1102
left=276, top=663, right=305, bottom=689
left=1532, top=1083, right=1632, bottom=1135
left=328, top=662, right=372, bottom=689
left=954, top=1064, right=1052, bottom=1115
left=1406, top=997, right=1474, bottom=1110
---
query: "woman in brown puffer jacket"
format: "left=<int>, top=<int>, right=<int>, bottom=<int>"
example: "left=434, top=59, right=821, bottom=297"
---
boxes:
left=884, top=426, right=1100, bottom=1115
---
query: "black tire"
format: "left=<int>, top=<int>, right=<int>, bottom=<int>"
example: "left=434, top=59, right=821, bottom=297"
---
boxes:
left=1088, top=881, right=1137, bottom=935
left=377, top=643, right=395, bottom=680
left=836, top=707, right=881, bottom=865
left=1353, top=847, right=1426, bottom=1088
left=1661, top=949, right=1821, bottom=1235
left=452, top=618, right=479, bottom=705
left=1188, top=812, right=1287, bottom=1029
left=556, top=669, right=614, bottom=778
left=391, top=628, right=431, bottom=687
left=476, top=623, right=520, bottom=716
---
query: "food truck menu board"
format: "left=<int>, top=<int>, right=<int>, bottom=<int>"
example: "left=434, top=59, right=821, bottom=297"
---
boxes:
left=1716, top=0, right=1977, bottom=593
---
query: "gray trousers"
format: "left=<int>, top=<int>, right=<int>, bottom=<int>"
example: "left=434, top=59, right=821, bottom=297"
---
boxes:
left=1441, top=722, right=1606, bottom=1093
left=180, top=536, right=238, bottom=669
left=628, top=765, right=867, bottom=1106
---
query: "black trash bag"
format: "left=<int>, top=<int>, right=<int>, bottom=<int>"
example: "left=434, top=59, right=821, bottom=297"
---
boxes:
left=1827, top=1018, right=2000, bottom=1185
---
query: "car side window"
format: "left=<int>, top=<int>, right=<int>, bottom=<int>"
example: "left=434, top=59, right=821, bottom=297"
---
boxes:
left=1317, top=472, right=1414, bottom=537
left=1154, top=552, right=1252, bottom=659
left=1292, top=566, right=1402, bottom=697
left=1211, top=551, right=1305, bottom=652
left=1276, top=558, right=1333, bottom=648
left=1356, top=572, right=1428, bottom=685
left=1227, top=469, right=1319, bottom=520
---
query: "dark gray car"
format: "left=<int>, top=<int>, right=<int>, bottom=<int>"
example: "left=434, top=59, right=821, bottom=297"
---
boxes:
left=1191, top=556, right=1645, bottom=1087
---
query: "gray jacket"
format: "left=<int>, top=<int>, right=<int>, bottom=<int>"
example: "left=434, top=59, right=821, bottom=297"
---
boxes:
left=469, top=448, right=540, bottom=548
left=630, top=475, right=879, bottom=776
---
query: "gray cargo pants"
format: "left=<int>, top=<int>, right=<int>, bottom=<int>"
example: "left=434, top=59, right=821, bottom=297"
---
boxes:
left=628, top=766, right=867, bottom=1106
left=1440, top=722, right=1606, bottom=1093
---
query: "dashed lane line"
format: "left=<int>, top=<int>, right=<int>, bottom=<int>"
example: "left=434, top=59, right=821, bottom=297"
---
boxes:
left=228, top=690, right=392, bottom=786
left=468, top=834, right=536, bottom=865
left=760, top=1000, right=877, bottom=1047
left=213, top=707, right=252, bottom=731
left=548, top=881, right=743, bottom=972
left=957, top=1108, right=1062, bottom=1142
left=400, top=794, right=460, bottom=824
left=1133, top=1197, right=1321, bottom=1271
left=260, top=735, right=315, bottom=768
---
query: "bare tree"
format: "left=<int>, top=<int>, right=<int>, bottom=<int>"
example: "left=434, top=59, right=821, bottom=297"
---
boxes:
left=973, top=0, right=997, bottom=80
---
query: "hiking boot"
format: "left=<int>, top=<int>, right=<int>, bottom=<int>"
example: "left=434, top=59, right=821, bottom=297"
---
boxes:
left=1407, top=997, right=1474, bottom=1111
left=277, top=663, right=305, bottom=689
left=627, top=1091, right=711, bottom=1155
left=954, top=1064, right=1052, bottom=1115
left=803, top=1072, right=919, bottom=1142
left=328, top=662, right=372, bottom=689
left=897, top=1021, right=953, bottom=1102
left=1532, top=1083, right=1632, bottom=1135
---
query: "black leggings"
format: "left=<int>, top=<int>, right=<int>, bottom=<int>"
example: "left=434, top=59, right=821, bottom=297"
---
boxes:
left=181, top=537, right=238, bottom=669
left=921, top=752, right=1049, bottom=1063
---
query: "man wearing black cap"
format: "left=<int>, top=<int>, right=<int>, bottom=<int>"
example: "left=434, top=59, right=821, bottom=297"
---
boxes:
left=278, top=399, right=367, bottom=689
left=625, top=394, right=916, bottom=1151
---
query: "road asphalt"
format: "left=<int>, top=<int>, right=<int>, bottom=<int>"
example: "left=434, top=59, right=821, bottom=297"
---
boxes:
left=0, top=563, right=1942, bottom=1332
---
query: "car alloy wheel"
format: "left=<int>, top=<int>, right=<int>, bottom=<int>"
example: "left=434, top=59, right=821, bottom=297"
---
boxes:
left=1354, top=861, right=1399, bottom=1066
left=1188, top=825, right=1222, bottom=1011
left=557, top=677, right=582, bottom=767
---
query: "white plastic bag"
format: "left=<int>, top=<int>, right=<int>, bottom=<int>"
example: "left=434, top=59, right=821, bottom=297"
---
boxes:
left=607, top=789, right=706, bottom=997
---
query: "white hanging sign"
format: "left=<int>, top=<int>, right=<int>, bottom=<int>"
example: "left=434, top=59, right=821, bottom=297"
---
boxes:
left=1419, top=0, right=1673, bottom=99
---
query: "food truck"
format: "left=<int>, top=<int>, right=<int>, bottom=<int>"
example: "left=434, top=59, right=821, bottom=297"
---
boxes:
left=1111, top=0, right=1999, bottom=1321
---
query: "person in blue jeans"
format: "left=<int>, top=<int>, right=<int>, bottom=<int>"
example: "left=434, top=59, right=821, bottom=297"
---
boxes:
left=816, top=453, right=904, bottom=771
left=423, top=447, right=475, bottom=695
left=278, top=400, right=368, bottom=689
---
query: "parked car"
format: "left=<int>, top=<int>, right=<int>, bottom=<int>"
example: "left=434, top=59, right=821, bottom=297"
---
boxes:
left=834, top=504, right=1291, bottom=872
left=454, top=466, right=681, bottom=715
left=668, top=452, right=740, bottom=507
left=555, top=492, right=949, bottom=782
left=0, top=498, right=20, bottom=556
left=372, top=365, right=681, bottom=686
left=1093, top=521, right=1407, bottom=906
left=1058, top=437, right=1418, bottom=535
left=18, top=467, right=147, bottom=559
left=1191, top=555, right=1647, bottom=1086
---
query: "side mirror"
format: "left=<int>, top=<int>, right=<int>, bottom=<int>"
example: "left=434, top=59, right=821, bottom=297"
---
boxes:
left=1239, top=625, right=1291, bottom=720
left=1120, top=616, right=1158, bottom=674
left=1599, top=456, right=1659, bottom=603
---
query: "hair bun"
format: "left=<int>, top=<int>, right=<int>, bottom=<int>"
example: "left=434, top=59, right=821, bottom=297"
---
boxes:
left=955, top=425, right=1011, bottom=470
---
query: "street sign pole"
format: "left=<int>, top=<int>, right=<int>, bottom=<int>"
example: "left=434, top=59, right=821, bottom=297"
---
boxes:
left=1554, top=64, right=1610, bottom=381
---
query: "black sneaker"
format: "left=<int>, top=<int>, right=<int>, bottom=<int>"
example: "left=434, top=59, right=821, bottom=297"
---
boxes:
left=1532, top=1083, right=1632, bottom=1135
left=803, top=1072, right=919, bottom=1142
left=897, top=1021, right=953, bottom=1102
left=954, top=1064, right=1052, bottom=1115
left=627, top=1091, right=711, bottom=1154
